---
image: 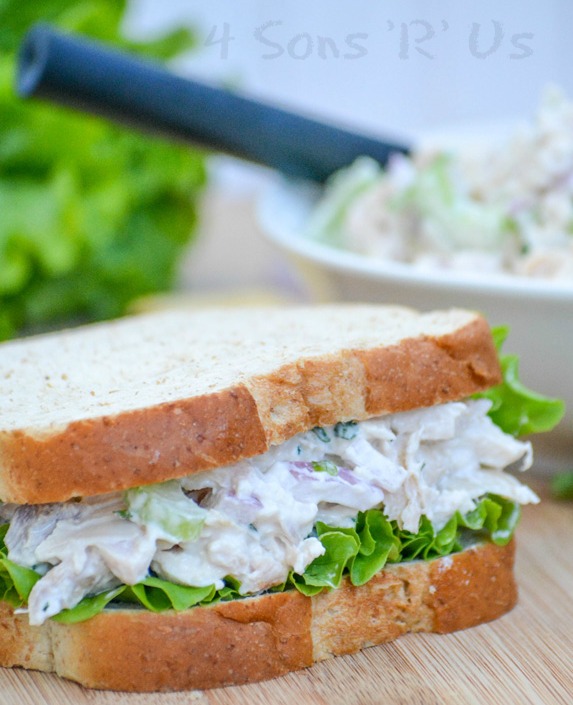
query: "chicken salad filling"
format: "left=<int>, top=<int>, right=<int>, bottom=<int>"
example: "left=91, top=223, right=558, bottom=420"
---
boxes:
left=308, top=87, right=573, bottom=281
left=0, top=398, right=537, bottom=626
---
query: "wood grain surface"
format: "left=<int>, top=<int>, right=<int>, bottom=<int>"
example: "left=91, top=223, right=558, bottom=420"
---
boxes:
left=0, top=475, right=570, bottom=705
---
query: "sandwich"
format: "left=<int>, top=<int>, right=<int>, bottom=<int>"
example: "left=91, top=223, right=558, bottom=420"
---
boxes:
left=0, top=304, right=562, bottom=691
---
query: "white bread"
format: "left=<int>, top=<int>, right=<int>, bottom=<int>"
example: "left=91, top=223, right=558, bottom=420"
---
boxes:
left=0, top=305, right=501, bottom=504
left=0, top=539, right=516, bottom=692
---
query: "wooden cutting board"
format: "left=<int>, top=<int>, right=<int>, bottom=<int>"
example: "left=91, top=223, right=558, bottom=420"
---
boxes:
left=0, top=476, right=571, bottom=705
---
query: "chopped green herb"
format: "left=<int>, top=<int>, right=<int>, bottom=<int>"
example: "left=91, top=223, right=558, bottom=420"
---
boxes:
left=311, top=427, right=331, bottom=443
left=333, top=421, right=358, bottom=440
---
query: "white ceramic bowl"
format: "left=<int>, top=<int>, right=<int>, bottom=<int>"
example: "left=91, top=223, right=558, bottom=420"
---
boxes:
left=259, top=179, right=573, bottom=470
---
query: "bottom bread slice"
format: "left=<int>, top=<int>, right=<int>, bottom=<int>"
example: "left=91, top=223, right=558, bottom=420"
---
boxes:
left=0, top=540, right=517, bottom=692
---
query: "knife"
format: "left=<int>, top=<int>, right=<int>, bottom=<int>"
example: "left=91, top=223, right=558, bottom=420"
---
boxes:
left=16, top=24, right=409, bottom=182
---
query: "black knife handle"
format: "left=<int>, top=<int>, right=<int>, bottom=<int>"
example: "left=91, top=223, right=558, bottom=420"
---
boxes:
left=17, top=24, right=408, bottom=182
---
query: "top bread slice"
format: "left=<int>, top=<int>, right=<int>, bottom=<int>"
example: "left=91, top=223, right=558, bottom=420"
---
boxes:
left=0, top=305, right=501, bottom=504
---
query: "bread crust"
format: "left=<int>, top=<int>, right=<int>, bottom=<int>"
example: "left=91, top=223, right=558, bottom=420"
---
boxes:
left=0, top=540, right=517, bottom=692
left=0, top=387, right=269, bottom=504
left=0, top=315, right=501, bottom=504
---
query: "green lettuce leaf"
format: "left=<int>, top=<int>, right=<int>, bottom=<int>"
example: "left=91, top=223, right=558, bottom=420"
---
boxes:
left=0, top=523, right=40, bottom=607
left=216, top=576, right=243, bottom=602
left=551, top=471, right=573, bottom=500
left=475, top=326, right=565, bottom=436
left=54, top=576, right=240, bottom=621
left=122, top=577, right=216, bottom=612
left=397, top=514, right=459, bottom=561
left=0, top=0, right=206, bottom=340
left=293, top=528, right=358, bottom=593
left=52, top=587, right=126, bottom=624
left=290, top=494, right=517, bottom=598
left=457, top=494, right=521, bottom=545
left=0, top=556, right=40, bottom=607
left=350, top=509, right=400, bottom=585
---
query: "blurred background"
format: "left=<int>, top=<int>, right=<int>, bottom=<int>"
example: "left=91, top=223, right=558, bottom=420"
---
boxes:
left=3, top=0, right=573, bottom=335
left=140, top=0, right=573, bottom=301
left=144, top=0, right=569, bottom=136
left=1, top=1, right=573, bottom=477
